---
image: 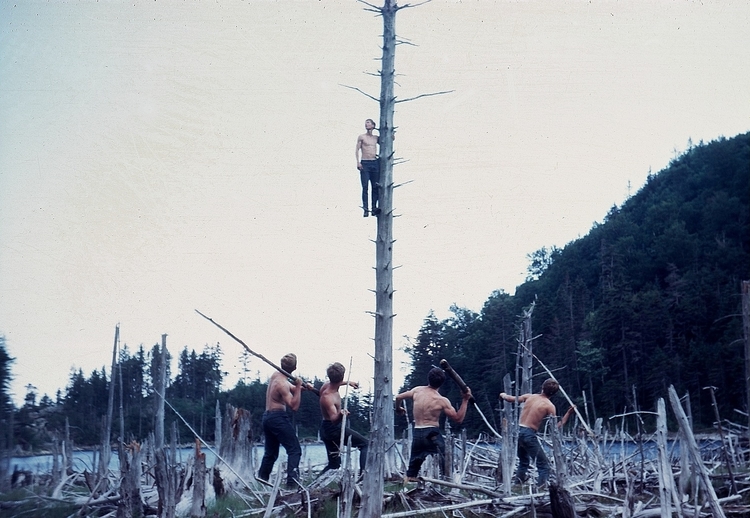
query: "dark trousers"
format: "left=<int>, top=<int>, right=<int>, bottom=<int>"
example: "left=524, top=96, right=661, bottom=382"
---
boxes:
left=258, top=410, right=301, bottom=485
left=359, top=159, right=380, bottom=211
left=516, top=426, right=550, bottom=484
left=406, top=426, right=445, bottom=477
left=320, top=419, right=368, bottom=473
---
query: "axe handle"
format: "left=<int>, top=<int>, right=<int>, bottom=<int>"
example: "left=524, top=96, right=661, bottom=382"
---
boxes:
left=440, top=359, right=475, bottom=404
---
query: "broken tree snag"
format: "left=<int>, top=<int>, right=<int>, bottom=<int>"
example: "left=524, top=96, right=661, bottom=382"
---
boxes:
left=154, top=424, right=184, bottom=518
left=668, top=385, right=726, bottom=518
left=116, top=440, right=143, bottom=518
left=549, top=482, right=576, bottom=518
left=218, top=404, right=254, bottom=481
left=190, top=440, right=207, bottom=518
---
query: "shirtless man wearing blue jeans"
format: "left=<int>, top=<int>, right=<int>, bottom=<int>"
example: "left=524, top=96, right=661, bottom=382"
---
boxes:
left=500, top=379, right=575, bottom=487
left=355, top=119, right=381, bottom=217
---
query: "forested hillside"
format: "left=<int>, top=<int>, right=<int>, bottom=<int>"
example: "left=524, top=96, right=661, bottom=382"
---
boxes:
left=402, top=132, right=749, bottom=435
left=1, top=132, right=747, bottom=451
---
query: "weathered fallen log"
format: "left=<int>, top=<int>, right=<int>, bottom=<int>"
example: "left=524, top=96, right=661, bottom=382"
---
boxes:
left=419, top=476, right=503, bottom=498
left=382, top=497, right=498, bottom=518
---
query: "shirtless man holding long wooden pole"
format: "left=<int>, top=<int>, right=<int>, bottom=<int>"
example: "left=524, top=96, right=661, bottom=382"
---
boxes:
left=500, top=378, right=575, bottom=487
left=257, top=353, right=308, bottom=488
left=318, top=362, right=368, bottom=476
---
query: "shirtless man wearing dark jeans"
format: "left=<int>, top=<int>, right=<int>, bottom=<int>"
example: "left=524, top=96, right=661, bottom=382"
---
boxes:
left=355, top=118, right=381, bottom=217
left=258, top=353, right=309, bottom=488
left=318, top=362, right=368, bottom=476
left=395, top=368, right=472, bottom=480
left=499, top=378, right=575, bottom=486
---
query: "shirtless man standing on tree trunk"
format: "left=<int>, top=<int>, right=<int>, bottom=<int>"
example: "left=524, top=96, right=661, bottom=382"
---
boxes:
left=355, top=118, right=381, bottom=218
left=500, top=378, right=575, bottom=487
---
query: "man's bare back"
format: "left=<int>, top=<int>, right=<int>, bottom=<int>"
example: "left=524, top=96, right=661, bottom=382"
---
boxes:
left=500, top=379, right=575, bottom=431
left=516, top=393, right=556, bottom=431
left=397, top=385, right=471, bottom=427
left=266, top=371, right=302, bottom=412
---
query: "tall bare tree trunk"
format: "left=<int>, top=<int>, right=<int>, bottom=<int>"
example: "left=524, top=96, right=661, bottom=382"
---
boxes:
left=359, top=2, right=398, bottom=516
left=155, top=334, right=168, bottom=449
left=742, top=280, right=750, bottom=441
left=520, top=303, right=534, bottom=395
left=101, top=324, right=119, bottom=480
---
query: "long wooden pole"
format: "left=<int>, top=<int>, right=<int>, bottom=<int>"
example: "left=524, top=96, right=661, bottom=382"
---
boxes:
left=195, top=310, right=318, bottom=395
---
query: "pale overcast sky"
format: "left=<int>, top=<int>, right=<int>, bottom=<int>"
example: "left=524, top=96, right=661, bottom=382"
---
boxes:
left=1, top=0, right=749, bottom=406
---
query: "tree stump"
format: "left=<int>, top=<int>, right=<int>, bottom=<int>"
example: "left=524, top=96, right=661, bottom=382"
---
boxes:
left=117, top=440, right=143, bottom=518
left=549, top=482, right=575, bottom=518
left=218, top=405, right=254, bottom=481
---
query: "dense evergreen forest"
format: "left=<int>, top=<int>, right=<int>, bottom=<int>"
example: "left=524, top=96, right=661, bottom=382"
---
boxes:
left=0, top=132, right=747, bottom=452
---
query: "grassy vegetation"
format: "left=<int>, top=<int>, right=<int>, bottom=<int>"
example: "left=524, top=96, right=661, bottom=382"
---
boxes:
left=0, top=489, right=80, bottom=518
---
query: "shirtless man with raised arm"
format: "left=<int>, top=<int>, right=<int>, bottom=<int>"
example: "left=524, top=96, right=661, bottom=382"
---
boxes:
left=257, top=353, right=308, bottom=488
left=318, top=362, right=369, bottom=476
left=499, top=378, right=575, bottom=486
left=355, top=118, right=381, bottom=217
left=395, top=367, right=472, bottom=480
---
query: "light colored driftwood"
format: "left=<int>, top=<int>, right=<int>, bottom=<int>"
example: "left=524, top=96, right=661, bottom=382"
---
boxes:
left=190, top=440, right=207, bottom=518
left=705, top=385, right=738, bottom=494
left=340, top=437, right=356, bottom=518
left=500, top=373, right=516, bottom=495
left=419, top=476, right=503, bottom=498
left=668, top=385, right=726, bottom=518
left=656, top=398, right=682, bottom=518
left=382, top=498, right=498, bottom=518
left=262, top=464, right=284, bottom=518
left=551, top=417, right=567, bottom=487
left=116, top=440, right=142, bottom=518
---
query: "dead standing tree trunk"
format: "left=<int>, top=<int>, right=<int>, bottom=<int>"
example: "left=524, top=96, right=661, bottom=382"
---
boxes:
left=742, top=280, right=750, bottom=442
left=354, top=2, right=453, bottom=515
left=359, top=2, right=397, bottom=517
left=99, top=324, right=119, bottom=484
left=520, top=303, right=534, bottom=396
left=155, top=334, right=168, bottom=450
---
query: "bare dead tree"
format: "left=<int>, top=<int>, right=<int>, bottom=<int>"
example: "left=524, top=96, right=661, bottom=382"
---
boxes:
left=743, top=280, right=750, bottom=441
left=357, top=2, right=398, bottom=515
left=100, top=324, right=119, bottom=483
left=155, top=334, right=167, bottom=450
left=352, top=2, right=452, bottom=515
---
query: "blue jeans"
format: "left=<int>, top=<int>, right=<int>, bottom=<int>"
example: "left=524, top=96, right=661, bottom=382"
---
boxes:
left=319, top=419, right=368, bottom=474
left=258, top=410, right=301, bottom=485
left=516, top=426, right=550, bottom=484
left=406, top=426, right=445, bottom=477
left=359, top=159, right=380, bottom=212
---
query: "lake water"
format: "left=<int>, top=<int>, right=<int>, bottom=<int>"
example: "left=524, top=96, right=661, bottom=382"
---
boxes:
left=6, top=437, right=720, bottom=476
left=7, top=442, right=341, bottom=475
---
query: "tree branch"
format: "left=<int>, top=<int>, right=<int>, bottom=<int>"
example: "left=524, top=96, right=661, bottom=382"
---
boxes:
left=340, top=84, right=379, bottom=103
left=356, top=0, right=382, bottom=13
left=396, top=90, right=454, bottom=103
left=398, top=0, right=433, bottom=10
